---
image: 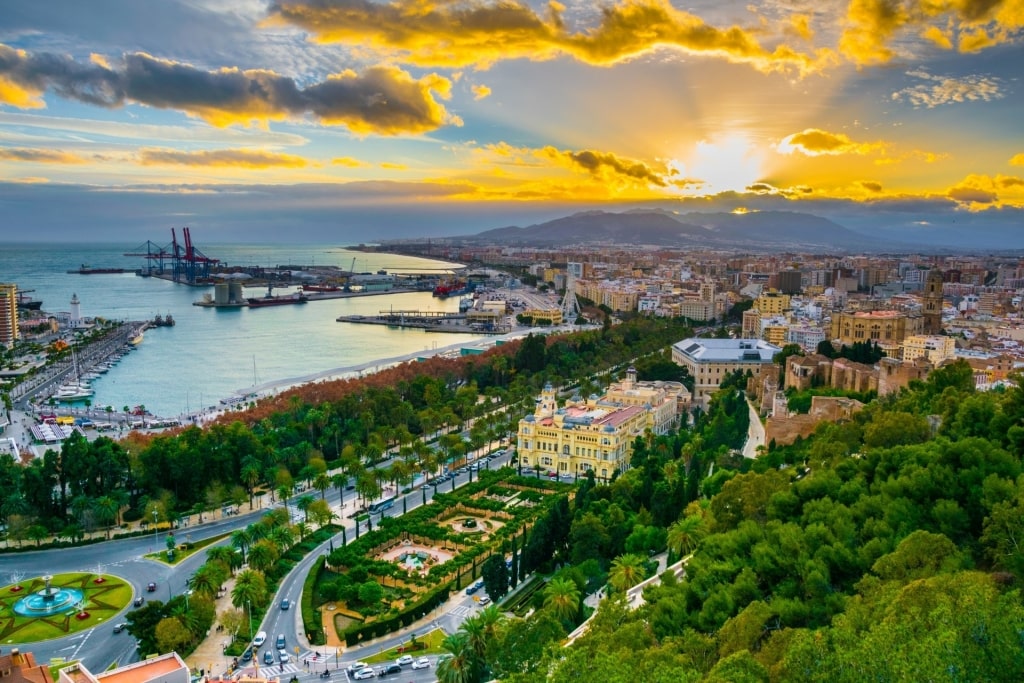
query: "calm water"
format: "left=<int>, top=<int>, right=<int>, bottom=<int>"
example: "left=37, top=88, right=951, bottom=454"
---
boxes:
left=1, top=243, right=483, bottom=417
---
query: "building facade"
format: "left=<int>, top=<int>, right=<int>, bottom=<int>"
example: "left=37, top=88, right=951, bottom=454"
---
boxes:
left=671, top=338, right=781, bottom=405
left=516, top=369, right=685, bottom=480
left=0, top=284, right=19, bottom=347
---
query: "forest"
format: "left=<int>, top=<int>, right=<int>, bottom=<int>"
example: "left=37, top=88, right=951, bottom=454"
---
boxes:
left=429, top=360, right=1024, bottom=682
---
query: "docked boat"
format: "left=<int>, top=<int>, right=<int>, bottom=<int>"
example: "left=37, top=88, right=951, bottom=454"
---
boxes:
left=459, top=296, right=474, bottom=312
left=68, top=264, right=128, bottom=274
left=433, top=279, right=471, bottom=298
left=247, top=293, right=309, bottom=307
left=152, top=314, right=175, bottom=326
left=129, top=330, right=144, bottom=345
left=56, top=383, right=94, bottom=400
left=302, top=283, right=343, bottom=293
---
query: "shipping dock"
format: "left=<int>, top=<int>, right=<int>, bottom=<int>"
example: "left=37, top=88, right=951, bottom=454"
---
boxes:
left=337, top=309, right=510, bottom=334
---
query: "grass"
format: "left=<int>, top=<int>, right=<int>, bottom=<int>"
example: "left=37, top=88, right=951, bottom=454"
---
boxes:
left=0, top=572, right=132, bottom=644
left=361, top=627, right=447, bottom=664
left=144, top=532, right=230, bottom=565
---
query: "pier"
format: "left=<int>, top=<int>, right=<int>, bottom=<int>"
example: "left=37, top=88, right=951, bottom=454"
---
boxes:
left=337, top=309, right=510, bottom=334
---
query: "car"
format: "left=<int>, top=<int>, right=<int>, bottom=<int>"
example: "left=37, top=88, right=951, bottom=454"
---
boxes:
left=474, top=579, right=484, bottom=590
left=352, top=669, right=375, bottom=680
left=479, top=596, right=491, bottom=605
left=411, top=658, right=430, bottom=670
left=242, top=648, right=253, bottom=662
left=396, top=655, right=413, bottom=666
left=279, top=652, right=290, bottom=664
left=263, top=650, right=274, bottom=665
left=133, top=596, right=145, bottom=607
left=280, top=598, right=290, bottom=610
left=465, top=584, right=478, bottom=595
left=146, top=582, right=156, bottom=592
left=113, top=623, right=127, bottom=634
left=376, top=664, right=402, bottom=677
left=276, top=634, right=286, bottom=650
left=253, top=631, right=267, bottom=647
left=347, top=662, right=368, bottom=674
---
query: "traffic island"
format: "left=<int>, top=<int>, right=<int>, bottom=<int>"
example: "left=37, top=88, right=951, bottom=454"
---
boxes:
left=0, top=572, right=132, bottom=643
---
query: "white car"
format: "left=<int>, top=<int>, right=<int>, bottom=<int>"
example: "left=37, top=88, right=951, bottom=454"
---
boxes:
left=352, top=668, right=375, bottom=680
left=347, top=661, right=368, bottom=673
left=479, top=596, right=491, bottom=605
left=396, top=655, right=413, bottom=666
left=411, top=658, right=430, bottom=670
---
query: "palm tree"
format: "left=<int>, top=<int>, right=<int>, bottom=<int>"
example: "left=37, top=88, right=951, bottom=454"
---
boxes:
left=230, top=527, right=252, bottom=564
left=207, top=545, right=241, bottom=574
left=231, top=569, right=268, bottom=611
left=190, top=564, right=222, bottom=597
left=294, top=521, right=310, bottom=541
left=609, top=553, right=646, bottom=592
left=247, top=539, right=280, bottom=574
left=295, top=494, right=315, bottom=522
left=435, top=632, right=476, bottom=683
left=240, top=457, right=262, bottom=509
left=543, top=577, right=580, bottom=623
left=269, top=525, right=294, bottom=552
left=92, top=496, right=119, bottom=540
left=313, top=472, right=331, bottom=500
left=666, top=515, right=705, bottom=560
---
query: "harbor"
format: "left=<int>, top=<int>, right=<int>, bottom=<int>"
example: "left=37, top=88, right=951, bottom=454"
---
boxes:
left=337, top=309, right=509, bottom=334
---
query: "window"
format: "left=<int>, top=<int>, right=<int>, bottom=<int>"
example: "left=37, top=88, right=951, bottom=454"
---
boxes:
left=563, top=445, right=570, bottom=454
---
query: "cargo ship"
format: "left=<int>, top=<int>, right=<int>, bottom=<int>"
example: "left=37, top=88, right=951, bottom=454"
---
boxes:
left=68, top=264, right=128, bottom=274
left=246, top=293, right=309, bottom=307
left=301, top=283, right=344, bottom=293
left=433, top=279, right=471, bottom=298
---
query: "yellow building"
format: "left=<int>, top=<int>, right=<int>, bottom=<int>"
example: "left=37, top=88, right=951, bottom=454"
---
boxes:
left=516, top=369, right=685, bottom=480
left=830, top=310, right=923, bottom=347
left=901, top=335, right=955, bottom=364
left=521, top=308, right=563, bottom=325
left=0, top=283, right=19, bottom=348
left=754, top=290, right=791, bottom=315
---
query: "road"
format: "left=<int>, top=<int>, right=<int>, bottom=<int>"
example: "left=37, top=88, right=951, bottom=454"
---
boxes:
left=7, top=448, right=517, bottom=677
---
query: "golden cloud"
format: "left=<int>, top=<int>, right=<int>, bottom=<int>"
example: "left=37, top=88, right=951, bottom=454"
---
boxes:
left=1010, top=153, right=1024, bottom=166
left=778, top=128, right=885, bottom=156
left=839, top=0, right=1024, bottom=65
left=332, top=156, right=369, bottom=167
left=471, top=84, right=492, bottom=100
left=138, top=148, right=310, bottom=168
left=998, top=175, right=1024, bottom=188
left=0, top=148, right=87, bottom=164
left=380, top=162, right=409, bottom=170
left=268, top=0, right=831, bottom=76
left=0, top=44, right=457, bottom=135
left=858, top=180, right=883, bottom=193
left=541, top=146, right=670, bottom=187
left=947, top=174, right=999, bottom=207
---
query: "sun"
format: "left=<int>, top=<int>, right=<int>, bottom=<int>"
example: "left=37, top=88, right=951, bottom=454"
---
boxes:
left=669, top=134, right=765, bottom=195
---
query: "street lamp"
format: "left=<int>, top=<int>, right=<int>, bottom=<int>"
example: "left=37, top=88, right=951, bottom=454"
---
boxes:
left=152, top=509, right=158, bottom=546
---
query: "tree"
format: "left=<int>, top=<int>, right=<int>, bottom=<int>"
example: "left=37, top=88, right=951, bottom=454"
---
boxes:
left=543, top=577, right=580, bottom=623
left=246, top=539, right=280, bottom=574
left=357, top=580, right=383, bottom=605
left=231, top=569, right=268, bottom=611
left=230, top=528, right=252, bottom=563
left=436, top=632, right=477, bottom=683
left=313, top=472, right=331, bottom=500
left=307, top=498, right=336, bottom=527
left=481, top=554, right=510, bottom=601
left=155, top=616, right=192, bottom=653
left=608, top=553, right=646, bottom=592
left=666, top=515, right=705, bottom=559
left=296, top=493, right=315, bottom=521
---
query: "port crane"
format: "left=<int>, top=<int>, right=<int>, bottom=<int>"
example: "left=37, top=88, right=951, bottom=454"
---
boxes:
left=125, top=227, right=220, bottom=283
left=344, top=257, right=358, bottom=292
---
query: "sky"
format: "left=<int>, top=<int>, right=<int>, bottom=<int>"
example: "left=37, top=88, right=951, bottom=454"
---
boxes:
left=1, top=0, right=1022, bottom=245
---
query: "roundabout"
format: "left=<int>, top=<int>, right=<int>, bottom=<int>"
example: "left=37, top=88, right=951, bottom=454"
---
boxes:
left=0, top=572, right=132, bottom=644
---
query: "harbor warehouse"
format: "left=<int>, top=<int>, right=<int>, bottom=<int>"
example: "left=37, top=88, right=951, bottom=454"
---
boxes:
left=672, top=338, right=780, bottom=406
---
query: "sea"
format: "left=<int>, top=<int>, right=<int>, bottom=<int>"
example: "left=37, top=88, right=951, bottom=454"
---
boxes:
left=1, top=243, right=486, bottom=418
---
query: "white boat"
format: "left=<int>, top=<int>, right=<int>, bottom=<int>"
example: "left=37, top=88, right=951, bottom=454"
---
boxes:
left=56, top=385, right=94, bottom=400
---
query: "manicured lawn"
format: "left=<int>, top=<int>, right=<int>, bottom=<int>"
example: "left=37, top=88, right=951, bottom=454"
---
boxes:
left=144, top=532, right=230, bottom=565
left=0, top=573, right=132, bottom=644
left=362, top=628, right=447, bottom=664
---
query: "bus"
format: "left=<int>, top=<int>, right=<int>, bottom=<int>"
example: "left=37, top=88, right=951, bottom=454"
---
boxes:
left=368, top=497, right=396, bottom=514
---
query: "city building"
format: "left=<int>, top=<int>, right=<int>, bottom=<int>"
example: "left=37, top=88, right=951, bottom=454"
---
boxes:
left=902, top=335, right=956, bottom=364
left=0, top=283, right=19, bottom=347
left=57, top=652, right=189, bottom=683
left=0, top=647, right=51, bottom=683
left=516, top=368, right=686, bottom=480
left=829, top=310, right=924, bottom=352
left=754, top=290, right=791, bottom=315
left=671, top=338, right=781, bottom=405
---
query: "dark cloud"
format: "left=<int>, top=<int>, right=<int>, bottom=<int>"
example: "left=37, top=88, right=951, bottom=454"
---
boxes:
left=563, top=149, right=667, bottom=186
left=0, top=44, right=455, bottom=134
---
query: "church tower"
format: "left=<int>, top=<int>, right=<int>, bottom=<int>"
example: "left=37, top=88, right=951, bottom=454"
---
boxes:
left=923, top=269, right=943, bottom=334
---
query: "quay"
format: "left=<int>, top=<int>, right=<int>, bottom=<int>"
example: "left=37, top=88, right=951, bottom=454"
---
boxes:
left=337, top=309, right=509, bottom=334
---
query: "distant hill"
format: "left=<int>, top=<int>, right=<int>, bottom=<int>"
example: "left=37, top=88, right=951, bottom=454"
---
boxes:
left=464, top=209, right=894, bottom=251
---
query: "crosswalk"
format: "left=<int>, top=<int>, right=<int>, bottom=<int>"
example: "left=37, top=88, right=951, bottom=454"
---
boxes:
left=447, top=605, right=474, bottom=618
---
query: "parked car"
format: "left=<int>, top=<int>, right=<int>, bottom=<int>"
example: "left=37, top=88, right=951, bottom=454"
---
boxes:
left=347, top=662, right=368, bottom=674
left=241, top=648, right=253, bottom=662
left=376, top=664, right=402, bottom=677
left=479, top=596, right=491, bottom=605
left=396, top=655, right=413, bottom=666
left=352, top=669, right=375, bottom=680
left=113, top=623, right=127, bottom=634
left=411, top=658, right=430, bottom=670
left=146, top=582, right=156, bottom=592
left=253, top=631, right=267, bottom=647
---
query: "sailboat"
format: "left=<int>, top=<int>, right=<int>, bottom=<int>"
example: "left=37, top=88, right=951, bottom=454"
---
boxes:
left=56, top=348, right=94, bottom=401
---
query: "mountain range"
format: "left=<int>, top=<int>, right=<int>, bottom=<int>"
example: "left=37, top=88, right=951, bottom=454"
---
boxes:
left=458, top=209, right=914, bottom=252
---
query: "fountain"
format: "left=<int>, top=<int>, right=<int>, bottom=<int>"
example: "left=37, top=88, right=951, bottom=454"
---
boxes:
left=12, top=575, right=85, bottom=617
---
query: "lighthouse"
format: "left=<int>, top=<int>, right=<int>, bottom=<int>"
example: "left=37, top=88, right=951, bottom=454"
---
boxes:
left=70, top=293, right=82, bottom=329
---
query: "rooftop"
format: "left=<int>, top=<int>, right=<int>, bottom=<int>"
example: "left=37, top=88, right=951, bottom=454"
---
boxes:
left=673, top=338, right=780, bottom=363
